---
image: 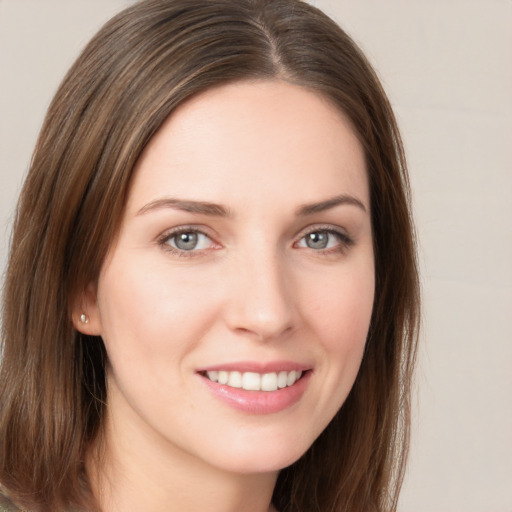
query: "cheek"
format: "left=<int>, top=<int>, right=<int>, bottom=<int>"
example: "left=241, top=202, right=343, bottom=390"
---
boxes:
left=305, top=263, right=375, bottom=351
left=96, top=258, right=222, bottom=365
left=300, top=257, right=375, bottom=412
left=283, top=260, right=374, bottom=447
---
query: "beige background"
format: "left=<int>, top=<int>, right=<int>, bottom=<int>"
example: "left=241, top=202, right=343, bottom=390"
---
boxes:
left=1, top=1, right=511, bottom=510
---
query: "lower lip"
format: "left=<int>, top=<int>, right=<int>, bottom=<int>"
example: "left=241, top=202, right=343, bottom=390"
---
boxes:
left=199, top=371, right=311, bottom=415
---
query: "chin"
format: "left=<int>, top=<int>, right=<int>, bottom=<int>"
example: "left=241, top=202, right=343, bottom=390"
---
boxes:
left=197, top=428, right=314, bottom=475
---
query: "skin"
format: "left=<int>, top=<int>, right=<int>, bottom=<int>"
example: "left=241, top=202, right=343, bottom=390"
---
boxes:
left=75, top=80, right=375, bottom=512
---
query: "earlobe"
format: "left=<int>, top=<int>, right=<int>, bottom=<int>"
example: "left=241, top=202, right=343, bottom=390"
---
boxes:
left=72, top=310, right=102, bottom=336
left=71, top=284, right=102, bottom=336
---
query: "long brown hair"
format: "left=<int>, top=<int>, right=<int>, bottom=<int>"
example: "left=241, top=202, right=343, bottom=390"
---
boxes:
left=0, top=1, right=419, bottom=511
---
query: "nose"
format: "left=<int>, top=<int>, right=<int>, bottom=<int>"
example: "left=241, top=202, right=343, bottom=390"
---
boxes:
left=224, top=250, right=296, bottom=341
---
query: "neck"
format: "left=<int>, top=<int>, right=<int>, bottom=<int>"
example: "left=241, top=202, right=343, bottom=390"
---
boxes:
left=88, top=406, right=279, bottom=512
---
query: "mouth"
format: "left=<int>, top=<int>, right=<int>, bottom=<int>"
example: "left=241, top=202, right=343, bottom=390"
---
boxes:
left=197, top=366, right=311, bottom=414
left=200, top=369, right=304, bottom=392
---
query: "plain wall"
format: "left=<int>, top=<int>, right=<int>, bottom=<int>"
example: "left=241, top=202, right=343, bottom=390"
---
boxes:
left=1, top=1, right=511, bottom=511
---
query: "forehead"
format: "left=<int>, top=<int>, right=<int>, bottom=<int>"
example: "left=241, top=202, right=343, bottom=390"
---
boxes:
left=128, top=79, right=368, bottom=214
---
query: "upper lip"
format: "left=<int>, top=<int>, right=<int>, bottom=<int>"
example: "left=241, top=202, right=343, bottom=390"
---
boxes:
left=196, top=361, right=311, bottom=374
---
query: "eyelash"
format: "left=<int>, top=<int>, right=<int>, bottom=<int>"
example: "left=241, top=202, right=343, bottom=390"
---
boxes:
left=294, top=225, right=354, bottom=255
left=157, top=226, right=218, bottom=257
left=157, top=225, right=354, bottom=257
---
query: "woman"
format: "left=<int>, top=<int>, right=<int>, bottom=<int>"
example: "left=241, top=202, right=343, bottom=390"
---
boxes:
left=0, top=0, right=419, bottom=511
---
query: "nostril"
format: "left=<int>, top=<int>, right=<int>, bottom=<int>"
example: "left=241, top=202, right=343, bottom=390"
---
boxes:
left=233, top=323, right=294, bottom=342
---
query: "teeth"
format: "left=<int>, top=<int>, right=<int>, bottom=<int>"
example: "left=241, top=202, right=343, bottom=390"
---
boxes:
left=207, top=370, right=219, bottom=382
left=205, top=370, right=303, bottom=391
left=242, top=372, right=261, bottom=390
left=261, top=372, right=278, bottom=391
left=287, top=370, right=297, bottom=386
left=277, top=371, right=288, bottom=388
left=227, top=371, right=242, bottom=388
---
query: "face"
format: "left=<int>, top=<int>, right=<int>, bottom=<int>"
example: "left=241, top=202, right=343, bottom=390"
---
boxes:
left=78, top=80, right=374, bottom=475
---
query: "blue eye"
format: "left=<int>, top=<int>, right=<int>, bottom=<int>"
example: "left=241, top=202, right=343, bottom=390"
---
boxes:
left=164, top=230, right=213, bottom=252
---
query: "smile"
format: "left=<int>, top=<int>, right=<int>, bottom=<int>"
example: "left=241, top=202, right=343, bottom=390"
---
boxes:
left=205, top=370, right=303, bottom=392
left=199, top=366, right=311, bottom=414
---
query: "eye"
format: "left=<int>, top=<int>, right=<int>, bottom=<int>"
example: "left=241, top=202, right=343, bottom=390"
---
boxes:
left=295, top=228, right=352, bottom=252
left=160, top=229, right=215, bottom=253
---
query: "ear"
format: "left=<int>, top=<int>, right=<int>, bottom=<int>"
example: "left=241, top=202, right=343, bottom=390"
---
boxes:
left=71, top=283, right=103, bottom=336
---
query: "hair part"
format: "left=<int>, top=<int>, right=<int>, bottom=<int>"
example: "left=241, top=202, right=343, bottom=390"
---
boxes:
left=0, top=1, right=419, bottom=511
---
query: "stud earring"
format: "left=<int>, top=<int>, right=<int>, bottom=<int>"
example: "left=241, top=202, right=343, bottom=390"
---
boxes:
left=80, top=314, right=89, bottom=324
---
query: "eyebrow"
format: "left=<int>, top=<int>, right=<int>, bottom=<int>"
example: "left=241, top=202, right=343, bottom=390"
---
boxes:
left=296, top=194, right=367, bottom=216
left=136, top=193, right=367, bottom=218
left=137, top=198, right=230, bottom=217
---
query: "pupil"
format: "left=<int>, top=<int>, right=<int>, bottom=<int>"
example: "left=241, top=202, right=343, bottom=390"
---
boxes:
left=307, top=232, right=328, bottom=249
left=176, top=232, right=198, bottom=250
